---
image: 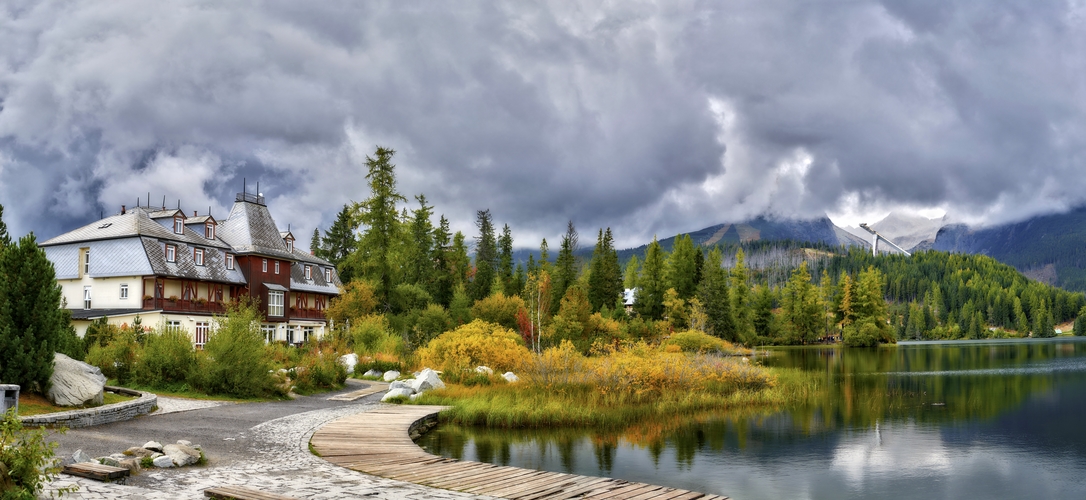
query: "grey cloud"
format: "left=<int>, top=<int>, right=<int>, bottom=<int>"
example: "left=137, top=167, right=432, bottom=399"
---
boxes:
left=2, top=1, right=1085, bottom=249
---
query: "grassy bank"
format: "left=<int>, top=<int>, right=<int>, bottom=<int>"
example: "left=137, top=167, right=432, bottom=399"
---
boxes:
left=16, top=391, right=136, bottom=416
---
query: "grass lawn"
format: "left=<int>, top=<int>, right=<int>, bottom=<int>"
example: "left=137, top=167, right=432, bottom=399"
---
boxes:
left=16, top=391, right=136, bottom=416
left=110, top=381, right=282, bottom=403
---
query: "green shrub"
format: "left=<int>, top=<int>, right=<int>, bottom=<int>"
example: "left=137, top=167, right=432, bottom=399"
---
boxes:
left=843, top=319, right=881, bottom=347
left=470, top=293, right=525, bottom=331
left=0, top=410, right=70, bottom=499
left=351, top=315, right=391, bottom=354
left=133, top=326, right=196, bottom=387
left=664, top=330, right=729, bottom=353
left=193, top=299, right=278, bottom=398
left=85, top=328, right=140, bottom=384
left=354, top=356, right=404, bottom=376
left=412, top=304, right=452, bottom=348
left=291, top=348, right=348, bottom=394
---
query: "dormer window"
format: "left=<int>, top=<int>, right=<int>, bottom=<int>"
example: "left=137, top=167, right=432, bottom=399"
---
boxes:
left=226, top=253, right=235, bottom=270
left=324, top=268, right=331, bottom=282
left=173, top=216, right=184, bottom=234
left=165, top=244, right=177, bottom=262
left=305, top=265, right=312, bottom=280
left=194, top=248, right=205, bottom=266
left=286, top=237, right=294, bottom=253
left=205, top=222, right=215, bottom=239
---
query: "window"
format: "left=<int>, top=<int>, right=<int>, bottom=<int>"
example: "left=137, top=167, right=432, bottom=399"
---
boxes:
left=225, top=253, right=234, bottom=270
left=274, top=261, right=280, bottom=274
left=120, top=284, right=129, bottom=299
left=286, top=238, right=294, bottom=253
left=83, top=286, right=92, bottom=310
left=195, top=322, right=209, bottom=347
left=194, top=248, right=205, bottom=266
left=166, top=320, right=182, bottom=331
left=268, top=290, right=284, bottom=317
left=173, top=217, right=184, bottom=234
left=205, top=223, right=215, bottom=239
left=261, top=324, right=276, bottom=343
left=262, top=259, right=268, bottom=272
left=83, top=249, right=91, bottom=276
left=286, top=325, right=295, bottom=345
left=324, top=268, right=332, bottom=282
left=303, top=326, right=314, bottom=343
left=165, top=244, right=176, bottom=263
left=305, top=265, right=311, bottom=280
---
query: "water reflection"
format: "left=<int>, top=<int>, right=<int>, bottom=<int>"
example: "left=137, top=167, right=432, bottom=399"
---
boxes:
left=417, top=338, right=1086, bottom=500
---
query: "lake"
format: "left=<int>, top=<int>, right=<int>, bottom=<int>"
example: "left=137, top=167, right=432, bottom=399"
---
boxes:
left=417, top=338, right=1086, bottom=499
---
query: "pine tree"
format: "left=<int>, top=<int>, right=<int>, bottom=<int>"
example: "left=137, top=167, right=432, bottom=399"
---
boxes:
left=450, top=231, right=471, bottom=289
left=470, top=209, right=498, bottom=301
left=634, top=237, right=667, bottom=320
left=551, top=221, right=579, bottom=315
left=781, top=262, right=822, bottom=344
left=0, top=233, right=65, bottom=394
left=751, top=285, right=776, bottom=339
left=623, top=255, right=640, bottom=290
left=405, top=195, right=435, bottom=288
left=320, top=205, right=358, bottom=280
left=430, top=215, right=454, bottom=307
left=310, top=228, right=322, bottom=256
left=498, top=224, right=516, bottom=296
left=666, top=234, right=698, bottom=299
left=351, top=146, right=406, bottom=307
left=730, top=249, right=753, bottom=341
left=696, top=246, right=736, bottom=341
left=0, top=203, right=10, bottom=248
left=587, top=228, right=622, bottom=312
left=1074, top=306, right=1086, bottom=336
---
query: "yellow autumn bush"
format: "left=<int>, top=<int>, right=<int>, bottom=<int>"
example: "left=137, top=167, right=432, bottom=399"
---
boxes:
left=664, top=329, right=736, bottom=353
left=416, top=319, right=531, bottom=373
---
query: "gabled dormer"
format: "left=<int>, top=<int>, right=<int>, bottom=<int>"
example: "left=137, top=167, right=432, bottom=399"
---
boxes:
left=281, top=231, right=295, bottom=254
left=185, top=212, right=218, bottom=241
left=147, top=208, right=188, bottom=234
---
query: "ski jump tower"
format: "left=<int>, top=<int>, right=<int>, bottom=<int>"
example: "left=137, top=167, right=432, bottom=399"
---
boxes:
left=858, top=223, right=911, bottom=257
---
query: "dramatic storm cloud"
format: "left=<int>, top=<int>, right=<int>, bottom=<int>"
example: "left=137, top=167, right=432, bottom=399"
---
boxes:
left=2, top=0, right=1086, bottom=248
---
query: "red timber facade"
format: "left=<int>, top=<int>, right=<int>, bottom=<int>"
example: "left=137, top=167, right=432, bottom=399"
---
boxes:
left=40, top=191, right=342, bottom=345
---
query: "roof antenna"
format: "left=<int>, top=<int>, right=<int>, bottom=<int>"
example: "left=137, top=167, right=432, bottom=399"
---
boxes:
left=147, top=192, right=150, bottom=207
left=177, top=199, right=180, bottom=210
left=243, top=178, right=247, bottom=195
left=208, top=205, right=212, bottom=217
left=162, top=195, right=166, bottom=209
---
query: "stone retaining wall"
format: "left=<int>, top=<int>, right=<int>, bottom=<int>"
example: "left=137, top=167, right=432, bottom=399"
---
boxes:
left=406, top=410, right=442, bottom=441
left=20, top=386, right=157, bottom=429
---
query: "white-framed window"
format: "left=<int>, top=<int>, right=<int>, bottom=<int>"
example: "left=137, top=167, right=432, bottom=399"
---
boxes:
left=286, top=238, right=294, bottom=253
left=174, top=217, right=184, bottom=234
left=205, top=223, right=215, bottom=239
left=83, top=286, right=92, bottom=310
left=83, top=248, right=91, bottom=276
left=226, top=253, right=235, bottom=270
left=268, top=291, right=284, bottom=317
left=274, top=261, right=280, bottom=274
left=194, top=248, right=205, bottom=266
left=261, top=324, right=276, bottom=343
left=303, top=326, right=314, bottom=343
left=324, top=268, right=331, bottom=282
left=166, top=320, right=182, bottom=331
left=262, top=259, right=268, bottom=272
left=195, top=321, right=210, bottom=347
left=305, top=265, right=311, bottom=280
left=165, top=244, right=176, bottom=263
left=286, top=325, right=295, bottom=344
left=120, top=284, right=129, bottom=299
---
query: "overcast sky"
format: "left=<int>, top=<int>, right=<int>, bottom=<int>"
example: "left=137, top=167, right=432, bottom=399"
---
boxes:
left=3, top=0, right=1086, bottom=250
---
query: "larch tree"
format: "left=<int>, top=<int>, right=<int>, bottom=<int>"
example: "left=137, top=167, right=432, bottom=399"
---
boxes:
left=623, top=254, right=640, bottom=290
left=350, top=146, right=406, bottom=308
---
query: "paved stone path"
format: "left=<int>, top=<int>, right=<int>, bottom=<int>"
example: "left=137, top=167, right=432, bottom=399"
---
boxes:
left=152, top=396, right=234, bottom=415
left=45, top=395, right=494, bottom=499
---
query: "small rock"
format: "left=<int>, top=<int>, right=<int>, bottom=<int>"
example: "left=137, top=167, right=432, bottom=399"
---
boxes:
left=382, top=370, right=401, bottom=382
left=177, top=440, right=192, bottom=447
left=118, top=458, right=142, bottom=474
left=475, top=366, right=493, bottom=375
left=71, top=449, right=93, bottom=464
left=409, top=393, right=420, bottom=401
left=150, top=452, right=163, bottom=459
left=143, top=441, right=163, bottom=453
left=363, top=369, right=382, bottom=378
left=381, top=388, right=414, bottom=402
left=502, top=372, right=519, bottom=383
left=96, top=457, right=120, bottom=467
left=389, top=380, right=409, bottom=390
left=152, top=455, right=175, bottom=468
left=163, top=444, right=201, bottom=467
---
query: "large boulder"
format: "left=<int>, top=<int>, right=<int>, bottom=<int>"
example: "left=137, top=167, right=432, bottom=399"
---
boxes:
left=338, top=353, right=359, bottom=374
left=502, top=372, right=519, bottom=383
left=382, top=370, right=401, bottom=382
left=152, top=455, right=175, bottom=468
left=381, top=388, right=414, bottom=402
left=475, top=366, right=494, bottom=375
left=408, top=368, right=445, bottom=394
left=47, top=353, right=106, bottom=407
left=163, top=443, right=201, bottom=466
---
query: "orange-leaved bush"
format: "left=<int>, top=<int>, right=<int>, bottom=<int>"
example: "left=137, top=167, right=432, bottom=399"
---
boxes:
left=416, top=319, right=531, bottom=373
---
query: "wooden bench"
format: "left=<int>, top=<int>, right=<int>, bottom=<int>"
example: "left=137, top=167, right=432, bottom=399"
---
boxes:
left=61, top=462, right=130, bottom=483
left=203, top=485, right=296, bottom=500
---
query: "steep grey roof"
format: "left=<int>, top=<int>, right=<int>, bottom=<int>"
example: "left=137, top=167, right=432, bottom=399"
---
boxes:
left=289, top=259, right=341, bottom=295
left=69, top=308, right=151, bottom=321
left=185, top=215, right=214, bottom=225
left=142, top=237, right=247, bottom=284
left=44, top=238, right=155, bottom=279
left=40, top=207, right=230, bottom=250
left=217, top=201, right=296, bottom=260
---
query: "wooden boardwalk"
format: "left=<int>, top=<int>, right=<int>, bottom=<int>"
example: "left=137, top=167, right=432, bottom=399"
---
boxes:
left=310, top=405, right=729, bottom=500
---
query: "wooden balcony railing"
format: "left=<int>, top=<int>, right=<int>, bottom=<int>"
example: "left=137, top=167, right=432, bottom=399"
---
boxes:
left=143, top=297, right=228, bottom=314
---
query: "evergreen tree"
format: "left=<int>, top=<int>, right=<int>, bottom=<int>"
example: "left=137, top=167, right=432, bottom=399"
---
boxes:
left=0, top=233, right=66, bottom=394
left=730, top=249, right=753, bottom=341
left=551, top=221, right=579, bottom=314
left=470, top=209, right=498, bottom=301
left=751, top=284, right=776, bottom=340
left=1074, top=306, right=1086, bottom=336
left=666, top=234, right=698, bottom=299
left=0, top=203, right=9, bottom=248
left=350, top=146, right=405, bottom=306
left=623, top=255, right=640, bottom=289
left=538, top=238, right=550, bottom=271
left=450, top=231, right=470, bottom=288
left=430, top=215, right=455, bottom=307
left=634, top=237, right=667, bottom=320
left=320, top=205, right=358, bottom=280
left=498, top=224, right=516, bottom=296
left=696, top=246, right=736, bottom=341
left=1033, top=299, right=1054, bottom=338
left=587, top=228, right=622, bottom=312
left=405, top=195, right=434, bottom=288
left=780, top=262, right=822, bottom=344
left=310, top=228, right=322, bottom=256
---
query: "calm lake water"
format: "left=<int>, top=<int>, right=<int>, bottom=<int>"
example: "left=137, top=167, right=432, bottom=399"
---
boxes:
left=417, top=338, right=1086, bottom=500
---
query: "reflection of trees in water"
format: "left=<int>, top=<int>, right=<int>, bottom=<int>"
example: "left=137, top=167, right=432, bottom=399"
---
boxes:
left=419, top=341, right=1086, bottom=472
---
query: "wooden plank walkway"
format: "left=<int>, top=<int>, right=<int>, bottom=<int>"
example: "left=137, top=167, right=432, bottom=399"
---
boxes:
left=310, top=405, right=729, bottom=500
left=327, top=381, right=389, bottom=401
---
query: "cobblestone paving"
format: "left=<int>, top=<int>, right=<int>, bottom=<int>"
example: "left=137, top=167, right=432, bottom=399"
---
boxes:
left=46, top=401, right=495, bottom=499
left=151, top=396, right=234, bottom=415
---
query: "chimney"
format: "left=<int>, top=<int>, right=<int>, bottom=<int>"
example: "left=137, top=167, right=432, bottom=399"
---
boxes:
left=194, top=210, right=198, bottom=216
left=121, top=205, right=126, bottom=215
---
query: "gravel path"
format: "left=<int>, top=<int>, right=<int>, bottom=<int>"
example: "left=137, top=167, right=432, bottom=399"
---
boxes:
left=44, top=382, right=493, bottom=499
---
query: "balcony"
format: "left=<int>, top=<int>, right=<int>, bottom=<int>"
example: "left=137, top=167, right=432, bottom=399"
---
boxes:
left=143, top=297, right=228, bottom=315
left=289, top=307, right=327, bottom=320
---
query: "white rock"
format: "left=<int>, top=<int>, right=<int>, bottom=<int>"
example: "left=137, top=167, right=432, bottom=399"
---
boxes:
left=380, top=388, right=414, bottom=402
left=163, top=443, right=201, bottom=466
left=382, top=370, right=401, bottom=382
left=408, top=368, right=445, bottom=394
left=47, top=353, right=106, bottom=407
left=177, top=440, right=192, bottom=447
left=389, top=380, right=410, bottom=390
left=71, top=449, right=93, bottom=464
left=143, top=441, right=164, bottom=453
left=152, top=455, right=175, bottom=468
left=502, top=372, right=519, bottom=383
left=363, top=369, right=382, bottom=378
left=475, top=366, right=493, bottom=375
left=338, top=353, right=359, bottom=374
left=409, top=393, right=421, bottom=401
